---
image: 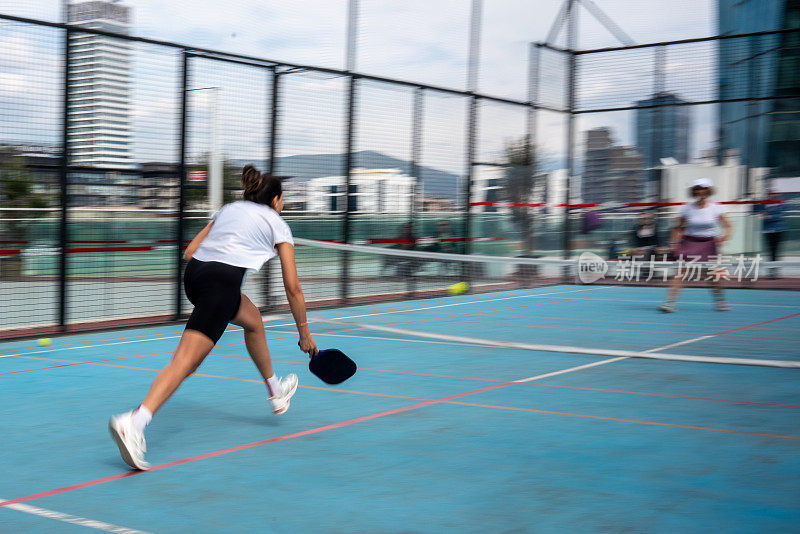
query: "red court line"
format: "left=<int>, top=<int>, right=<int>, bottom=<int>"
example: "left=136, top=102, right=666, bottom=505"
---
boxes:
left=0, top=326, right=379, bottom=377
left=4, top=362, right=798, bottom=509
left=209, top=354, right=800, bottom=409
left=0, top=381, right=512, bottom=508
left=2, top=295, right=582, bottom=376
left=0, top=351, right=175, bottom=376
left=712, top=312, right=800, bottom=336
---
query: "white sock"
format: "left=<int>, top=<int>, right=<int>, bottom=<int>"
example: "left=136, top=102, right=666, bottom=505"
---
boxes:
left=132, top=406, right=152, bottom=432
left=266, top=374, right=283, bottom=398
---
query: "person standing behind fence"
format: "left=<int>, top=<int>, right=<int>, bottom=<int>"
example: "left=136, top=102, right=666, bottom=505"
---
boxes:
left=760, top=188, right=786, bottom=278
left=660, top=178, right=732, bottom=313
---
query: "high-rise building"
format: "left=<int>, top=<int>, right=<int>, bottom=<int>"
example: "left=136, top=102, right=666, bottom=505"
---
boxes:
left=582, top=128, right=644, bottom=204
left=634, top=92, right=691, bottom=167
left=718, top=0, right=799, bottom=177
left=67, top=1, right=132, bottom=168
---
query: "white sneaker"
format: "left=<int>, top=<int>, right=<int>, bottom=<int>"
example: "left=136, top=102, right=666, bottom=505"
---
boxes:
left=269, top=373, right=298, bottom=415
left=108, top=411, right=150, bottom=470
left=659, top=302, right=676, bottom=313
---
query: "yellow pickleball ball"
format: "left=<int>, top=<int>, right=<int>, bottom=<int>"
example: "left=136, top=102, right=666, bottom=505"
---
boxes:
left=37, top=338, right=52, bottom=347
left=448, top=282, right=469, bottom=296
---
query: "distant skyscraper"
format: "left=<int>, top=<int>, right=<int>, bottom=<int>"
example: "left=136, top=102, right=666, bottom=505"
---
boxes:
left=582, top=128, right=643, bottom=204
left=718, top=0, right=799, bottom=177
left=634, top=92, right=691, bottom=168
left=67, top=1, right=132, bottom=168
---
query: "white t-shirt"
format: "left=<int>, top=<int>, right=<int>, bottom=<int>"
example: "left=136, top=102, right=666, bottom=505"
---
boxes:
left=193, top=201, right=294, bottom=272
left=681, top=202, right=725, bottom=238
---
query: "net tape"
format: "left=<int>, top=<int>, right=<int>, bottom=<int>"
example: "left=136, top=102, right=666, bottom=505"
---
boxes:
left=294, top=238, right=794, bottom=270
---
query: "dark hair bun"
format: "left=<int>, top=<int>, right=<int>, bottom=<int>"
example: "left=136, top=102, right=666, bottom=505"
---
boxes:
left=241, top=164, right=282, bottom=208
left=242, top=164, right=264, bottom=197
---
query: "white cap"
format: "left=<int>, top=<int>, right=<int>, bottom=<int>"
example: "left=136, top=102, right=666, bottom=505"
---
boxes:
left=691, top=178, right=713, bottom=189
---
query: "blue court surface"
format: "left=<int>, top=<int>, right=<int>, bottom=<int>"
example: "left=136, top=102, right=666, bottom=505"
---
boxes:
left=1, top=285, right=799, bottom=533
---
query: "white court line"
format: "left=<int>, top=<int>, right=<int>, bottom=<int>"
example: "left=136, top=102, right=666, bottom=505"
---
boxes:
left=265, top=329, right=517, bottom=348
left=0, top=286, right=603, bottom=359
left=0, top=499, right=150, bottom=533
left=309, top=318, right=800, bottom=368
left=259, top=286, right=612, bottom=330
left=0, top=335, right=185, bottom=359
left=514, top=357, right=629, bottom=383
left=509, top=324, right=778, bottom=383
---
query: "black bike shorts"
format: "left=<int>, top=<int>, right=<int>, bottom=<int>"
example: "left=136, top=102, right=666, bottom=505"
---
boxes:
left=184, top=258, right=246, bottom=344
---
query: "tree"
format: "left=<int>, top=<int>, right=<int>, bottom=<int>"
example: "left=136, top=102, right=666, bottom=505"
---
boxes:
left=185, top=154, right=243, bottom=212
left=0, top=153, right=50, bottom=240
left=0, top=151, right=51, bottom=280
left=502, top=136, right=540, bottom=254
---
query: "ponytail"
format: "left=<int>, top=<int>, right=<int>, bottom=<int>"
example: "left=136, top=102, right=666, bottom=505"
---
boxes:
left=241, top=164, right=282, bottom=207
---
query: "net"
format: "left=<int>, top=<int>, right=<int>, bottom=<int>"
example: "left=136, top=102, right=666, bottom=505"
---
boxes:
left=259, top=238, right=800, bottom=369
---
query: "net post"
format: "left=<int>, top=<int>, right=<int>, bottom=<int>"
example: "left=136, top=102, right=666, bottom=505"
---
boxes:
left=176, top=49, right=189, bottom=320
left=262, top=66, right=281, bottom=311
left=58, top=24, right=71, bottom=331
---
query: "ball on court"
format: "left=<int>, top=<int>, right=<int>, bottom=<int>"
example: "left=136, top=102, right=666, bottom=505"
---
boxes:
left=448, top=282, right=469, bottom=296
left=36, top=338, right=52, bottom=347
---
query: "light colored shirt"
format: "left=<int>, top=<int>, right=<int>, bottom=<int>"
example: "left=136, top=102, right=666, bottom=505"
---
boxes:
left=681, top=201, right=725, bottom=238
left=193, top=200, right=294, bottom=272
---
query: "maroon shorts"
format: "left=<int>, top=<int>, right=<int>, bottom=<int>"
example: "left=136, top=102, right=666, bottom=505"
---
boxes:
left=679, top=235, right=718, bottom=262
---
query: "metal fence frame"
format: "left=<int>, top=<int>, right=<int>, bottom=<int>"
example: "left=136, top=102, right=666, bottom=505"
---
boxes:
left=0, top=11, right=797, bottom=337
left=529, top=26, right=800, bottom=259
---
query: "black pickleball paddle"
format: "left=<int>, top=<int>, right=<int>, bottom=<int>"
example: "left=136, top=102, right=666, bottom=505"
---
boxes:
left=308, top=348, right=357, bottom=385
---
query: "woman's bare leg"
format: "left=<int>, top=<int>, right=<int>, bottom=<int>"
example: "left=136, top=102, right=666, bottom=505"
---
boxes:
left=712, top=274, right=728, bottom=310
left=231, top=294, right=275, bottom=384
left=665, top=268, right=683, bottom=304
left=140, top=329, right=214, bottom=414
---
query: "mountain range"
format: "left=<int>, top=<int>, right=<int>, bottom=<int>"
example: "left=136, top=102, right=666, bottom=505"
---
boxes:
left=233, top=150, right=463, bottom=199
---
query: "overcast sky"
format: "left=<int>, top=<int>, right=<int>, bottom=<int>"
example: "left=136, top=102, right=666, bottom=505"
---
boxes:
left=0, top=0, right=719, bottom=172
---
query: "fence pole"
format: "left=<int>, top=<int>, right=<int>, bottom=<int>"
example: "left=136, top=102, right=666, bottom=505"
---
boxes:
left=341, top=75, right=357, bottom=304
left=268, top=69, right=280, bottom=175
left=526, top=43, right=541, bottom=255
left=58, top=26, right=71, bottom=330
left=744, top=35, right=758, bottom=196
left=563, top=0, right=577, bottom=264
left=176, top=50, right=189, bottom=319
left=407, top=87, right=424, bottom=296
left=463, top=0, right=482, bottom=262
left=652, top=45, right=665, bottom=203
left=262, top=67, right=280, bottom=311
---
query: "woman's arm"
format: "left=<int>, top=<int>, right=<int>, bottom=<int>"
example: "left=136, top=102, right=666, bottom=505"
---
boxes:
left=183, top=222, right=214, bottom=261
left=670, top=217, right=686, bottom=251
left=276, top=242, right=318, bottom=356
left=717, top=213, right=732, bottom=244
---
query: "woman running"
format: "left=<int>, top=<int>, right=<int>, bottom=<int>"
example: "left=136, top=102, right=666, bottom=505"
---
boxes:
left=660, top=177, right=732, bottom=313
left=109, top=165, right=318, bottom=470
